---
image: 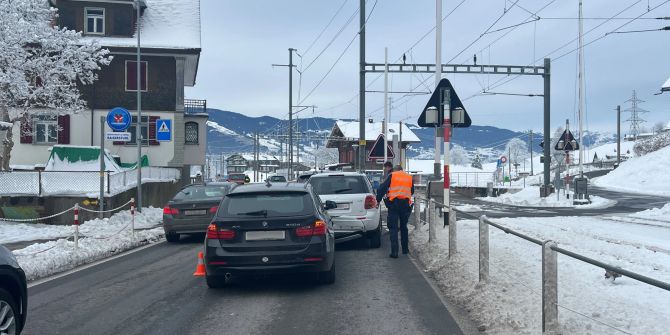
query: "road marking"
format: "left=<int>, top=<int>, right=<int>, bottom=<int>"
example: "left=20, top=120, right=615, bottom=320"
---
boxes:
left=28, top=240, right=166, bottom=288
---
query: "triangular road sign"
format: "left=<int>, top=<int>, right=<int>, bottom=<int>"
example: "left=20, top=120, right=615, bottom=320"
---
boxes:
left=158, top=121, right=170, bottom=132
left=418, top=78, right=471, bottom=128
left=554, top=129, right=579, bottom=151
left=368, top=134, right=394, bottom=160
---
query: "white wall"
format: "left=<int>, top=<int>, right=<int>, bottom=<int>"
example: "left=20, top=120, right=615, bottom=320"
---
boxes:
left=183, top=115, right=207, bottom=165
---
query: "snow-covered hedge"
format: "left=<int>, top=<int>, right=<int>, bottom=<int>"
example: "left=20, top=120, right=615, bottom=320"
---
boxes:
left=633, top=132, right=670, bottom=156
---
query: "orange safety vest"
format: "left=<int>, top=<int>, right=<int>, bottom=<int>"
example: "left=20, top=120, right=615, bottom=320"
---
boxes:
left=387, top=171, right=413, bottom=201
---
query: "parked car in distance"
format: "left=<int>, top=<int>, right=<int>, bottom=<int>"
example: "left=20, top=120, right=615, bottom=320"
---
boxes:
left=227, top=173, right=247, bottom=185
left=308, top=172, right=381, bottom=248
left=204, top=182, right=336, bottom=288
left=268, top=175, right=287, bottom=183
left=162, top=182, right=234, bottom=242
left=0, top=245, right=27, bottom=335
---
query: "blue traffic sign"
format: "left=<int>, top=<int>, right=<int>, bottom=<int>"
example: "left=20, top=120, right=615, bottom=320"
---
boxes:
left=106, top=107, right=131, bottom=132
left=156, top=119, right=172, bottom=142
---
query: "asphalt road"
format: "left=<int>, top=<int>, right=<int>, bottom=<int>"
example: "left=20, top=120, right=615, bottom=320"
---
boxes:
left=451, top=186, right=670, bottom=219
left=24, top=234, right=466, bottom=335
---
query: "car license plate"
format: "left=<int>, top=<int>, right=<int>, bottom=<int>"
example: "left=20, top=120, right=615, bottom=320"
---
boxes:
left=336, top=203, right=350, bottom=210
left=246, top=230, right=286, bottom=241
left=184, top=209, right=207, bottom=216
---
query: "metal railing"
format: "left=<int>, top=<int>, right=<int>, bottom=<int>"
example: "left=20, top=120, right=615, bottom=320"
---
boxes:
left=0, top=167, right=180, bottom=196
left=449, top=171, right=495, bottom=187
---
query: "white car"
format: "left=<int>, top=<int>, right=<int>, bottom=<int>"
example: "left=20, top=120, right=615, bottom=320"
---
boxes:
left=308, top=172, right=381, bottom=248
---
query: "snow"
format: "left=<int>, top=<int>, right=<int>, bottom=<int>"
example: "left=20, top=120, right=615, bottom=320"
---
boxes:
left=0, top=121, right=12, bottom=129
left=477, top=186, right=617, bottom=208
left=80, top=0, right=201, bottom=50
left=333, top=120, right=421, bottom=142
left=207, top=120, right=238, bottom=136
left=593, top=145, right=670, bottom=196
left=584, top=140, right=634, bottom=162
left=10, top=207, right=164, bottom=281
left=411, top=211, right=670, bottom=334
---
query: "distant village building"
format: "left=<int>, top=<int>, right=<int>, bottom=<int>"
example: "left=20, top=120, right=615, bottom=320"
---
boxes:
left=326, top=120, right=420, bottom=170
left=225, top=154, right=280, bottom=174
left=9, top=0, right=206, bottom=179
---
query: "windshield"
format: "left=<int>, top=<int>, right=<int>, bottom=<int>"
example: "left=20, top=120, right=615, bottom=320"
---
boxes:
left=309, top=176, right=370, bottom=195
left=219, top=192, right=313, bottom=217
left=173, top=185, right=228, bottom=200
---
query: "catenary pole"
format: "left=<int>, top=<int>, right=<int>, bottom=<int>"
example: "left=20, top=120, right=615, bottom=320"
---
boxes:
left=136, top=0, right=142, bottom=212
left=617, top=105, right=621, bottom=166
left=384, top=47, right=389, bottom=166
left=359, top=0, right=366, bottom=172
left=530, top=130, right=534, bottom=175
left=543, top=58, right=551, bottom=195
left=288, top=48, right=294, bottom=179
left=578, top=0, right=585, bottom=176
left=99, top=117, right=105, bottom=217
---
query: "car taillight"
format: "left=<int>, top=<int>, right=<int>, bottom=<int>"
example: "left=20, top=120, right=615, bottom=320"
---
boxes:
left=163, top=206, right=179, bottom=215
left=364, top=195, right=377, bottom=209
left=209, top=206, right=219, bottom=214
left=206, top=223, right=236, bottom=240
left=296, top=220, right=326, bottom=237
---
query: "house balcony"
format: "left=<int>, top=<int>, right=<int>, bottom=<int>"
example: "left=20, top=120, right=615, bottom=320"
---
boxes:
left=185, top=99, right=207, bottom=115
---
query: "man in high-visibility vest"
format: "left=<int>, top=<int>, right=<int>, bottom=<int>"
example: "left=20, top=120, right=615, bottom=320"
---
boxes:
left=376, top=165, right=414, bottom=258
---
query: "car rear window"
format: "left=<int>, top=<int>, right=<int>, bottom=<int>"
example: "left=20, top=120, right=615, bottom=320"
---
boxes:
left=173, top=185, right=228, bottom=200
left=219, top=192, right=313, bottom=217
left=309, top=176, right=370, bottom=195
left=229, top=174, right=245, bottom=180
left=270, top=176, right=286, bottom=182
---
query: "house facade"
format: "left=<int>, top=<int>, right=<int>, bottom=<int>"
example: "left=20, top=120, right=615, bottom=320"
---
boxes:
left=225, top=154, right=280, bottom=174
left=10, top=0, right=206, bottom=177
left=326, top=121, right=420, bottom=170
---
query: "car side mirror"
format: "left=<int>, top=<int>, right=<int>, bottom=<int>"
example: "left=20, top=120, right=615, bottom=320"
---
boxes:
left=324, top=200, right=338, bottom=210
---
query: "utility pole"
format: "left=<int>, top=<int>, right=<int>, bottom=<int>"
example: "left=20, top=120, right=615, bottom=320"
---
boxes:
left=543, top=58, right=551, bottom=195
left=272, top=48, right=297, bottom=179
left=577, top=0, right=585, bottom=177
left=135, top=0, right=142, bottom=212
left=617, top=105, right=621, bottom=166
left=529, top=130, right=534, bottom=175
left=384, top=47, right=389, bottom=167
left=358, top=0, right=366, bottom=172
left=434, top=0, right=443, bottom=180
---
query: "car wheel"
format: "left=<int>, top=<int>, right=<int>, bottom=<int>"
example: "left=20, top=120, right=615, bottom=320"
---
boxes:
left=165, top=232, right=180, bottom=243
left=0, top=288, right=19, bottom=335
left=368, top=218, right=382, bottom=249
left=206, top=275, right=227, bottom=289
left=318, top=262, right=336, bottom=285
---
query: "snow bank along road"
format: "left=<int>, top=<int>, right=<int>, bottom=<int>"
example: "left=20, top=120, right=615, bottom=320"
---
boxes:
left=23, top=234, right=467, bottom=335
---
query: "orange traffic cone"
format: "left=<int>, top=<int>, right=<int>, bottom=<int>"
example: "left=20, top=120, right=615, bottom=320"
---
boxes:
left=193, top=251, right=206, bottom=277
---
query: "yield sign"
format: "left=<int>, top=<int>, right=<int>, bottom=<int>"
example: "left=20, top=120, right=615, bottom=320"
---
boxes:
left=368, top=134, right=394, bottom=160
left=555, top=129, right=579, bottom=151
left=418, top=78, right=471, bottom=128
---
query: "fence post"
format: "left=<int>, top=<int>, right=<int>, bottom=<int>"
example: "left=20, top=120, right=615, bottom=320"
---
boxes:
left=542, top=240, right=559, bottom=334
left=479, top=215, right=489, bottom=282
left=107, top=172, right=110, bottom=194
left=130, top=197, right=135, bottom=240
left=38, top=170, right=42, bottom=196
left=448, top=209, right=457, bottom=257
left=74, top=203, right=79, bottom=250
left=413, top=197, right=421, bottom=229
left=428, top=200, right=436, bottom=243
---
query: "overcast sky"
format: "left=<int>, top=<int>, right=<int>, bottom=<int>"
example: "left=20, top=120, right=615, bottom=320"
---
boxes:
left=185, top=0, right=670, bottom=133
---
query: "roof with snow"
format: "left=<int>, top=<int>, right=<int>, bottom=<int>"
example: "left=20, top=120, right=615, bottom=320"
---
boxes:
left=80, top=0, right=201, bottom=50
left=664, top=76, right=670, bottom=92
left=328, top=121, right=421, bottom=146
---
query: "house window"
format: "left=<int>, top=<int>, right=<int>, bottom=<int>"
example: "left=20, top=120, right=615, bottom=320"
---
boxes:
left=185, top=122, right=199, bottom=144
left=125, top=61, right=148, bottom=92
left=85, top=8, right=105, bottom=35
left=127, top=116, right=149, bottom=145
left=34, top=115, right=58, bottom=144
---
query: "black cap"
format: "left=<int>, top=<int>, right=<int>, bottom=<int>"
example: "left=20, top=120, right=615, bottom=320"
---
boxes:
left=383, top=161, right=393, bottom=168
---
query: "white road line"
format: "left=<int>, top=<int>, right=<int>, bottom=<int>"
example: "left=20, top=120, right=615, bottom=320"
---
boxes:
left=28, top=240, right=166, bottom=288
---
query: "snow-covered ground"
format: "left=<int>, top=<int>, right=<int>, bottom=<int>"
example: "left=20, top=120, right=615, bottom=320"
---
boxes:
left=7, top=207, right=164, bottom=281
left=411, top=206, right=670, bottom=334
left=476, top=186, right=616, bottom=208
left=593, top=145, right=670, bottom=196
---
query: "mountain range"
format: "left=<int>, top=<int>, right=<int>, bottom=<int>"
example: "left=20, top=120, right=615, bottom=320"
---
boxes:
left=205, top=109, right=616, bottom=163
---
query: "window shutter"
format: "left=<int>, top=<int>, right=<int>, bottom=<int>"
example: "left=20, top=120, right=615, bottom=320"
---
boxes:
left=57, top=114, right=70, bottom=144
left=20, top=120, right=33, bottom=144
left=126, top=61, right=137, bottom=91
left=149, top=116, right=159, bottom=145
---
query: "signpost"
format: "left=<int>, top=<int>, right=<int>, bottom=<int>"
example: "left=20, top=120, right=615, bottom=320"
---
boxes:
left=102, top=107, right=132, bottom=215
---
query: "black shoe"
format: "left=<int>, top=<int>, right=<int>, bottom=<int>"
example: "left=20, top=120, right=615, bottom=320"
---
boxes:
left=402, top=250, right=409, bottom=255
left=389, top=252, right=398, bottom=258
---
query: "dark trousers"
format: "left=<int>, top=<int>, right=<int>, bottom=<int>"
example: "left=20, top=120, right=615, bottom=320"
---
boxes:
left=387, top=198, right=411, bottom=254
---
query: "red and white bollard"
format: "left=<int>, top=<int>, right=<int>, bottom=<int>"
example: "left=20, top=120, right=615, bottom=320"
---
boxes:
left=74, top=203, right=80, bottom=250
left=130, top=197, right=135, bottom=240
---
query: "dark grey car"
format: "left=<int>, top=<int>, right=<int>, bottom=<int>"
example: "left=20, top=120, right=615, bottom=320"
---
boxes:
left=0, top=245, right=27, bottom=335
left=162, top=182, right=234, bottom=242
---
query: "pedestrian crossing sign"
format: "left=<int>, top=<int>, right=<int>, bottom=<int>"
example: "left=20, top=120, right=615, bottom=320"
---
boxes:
left=156, top=119, right=172, bottom=142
